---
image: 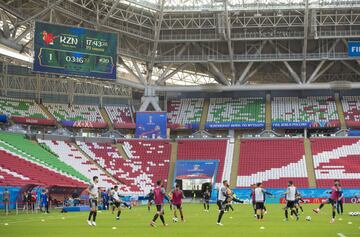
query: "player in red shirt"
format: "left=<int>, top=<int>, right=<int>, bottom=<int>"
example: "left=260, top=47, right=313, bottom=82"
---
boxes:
left=171, top=184, right=185, bottom=222
left=313, top=179, right=341, bottom=224
left=150, top=180, right=168, bottom=227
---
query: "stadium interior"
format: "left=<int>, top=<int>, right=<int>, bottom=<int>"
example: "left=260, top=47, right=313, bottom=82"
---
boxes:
left=0, top=0, right=359, bottom=236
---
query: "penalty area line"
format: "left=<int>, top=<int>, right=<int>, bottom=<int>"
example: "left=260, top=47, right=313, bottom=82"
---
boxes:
left=337, top=233, right=346, bottom=237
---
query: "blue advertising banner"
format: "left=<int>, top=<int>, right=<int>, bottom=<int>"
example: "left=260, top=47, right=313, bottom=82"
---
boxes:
left=348, top=41, right=360, bottom=57
left=0, top=114, right=7, bottom=123
left=135, top=112, right=167, bottom=138
left=272, top=121, right=339, bottom=129
left=173, top=160, right=219, bottom=183
left=205, top=122, right=265, bottom=129
left=272, top=122, right=311, bottom=128
left=231, top=188, right=360, bottom=204
left=348, top=129, right=360, bottom=136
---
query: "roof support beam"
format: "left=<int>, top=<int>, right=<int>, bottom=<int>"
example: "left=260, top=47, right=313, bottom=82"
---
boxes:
left=308, top=61, right=335, bottom=83
left=236, top=62, right=254, bottom=85
left=131, top=59, right=147, bottom=85
left=307, top=60, right=326, bottom=83
left=156, top=63, right=189, bottom=85
left=16, top=0, right=64, bottom=27
left=0, top=11, right=11, bottom=38
left=119, top=57, right=145, bottom=84
left=224, top=0, right=235, bottom=84
left=156, top=43, right=189, bottom=85
left=236, top=40, right=267, bottom=85
left=146, top=0, right=165, bottom=82
left=341, top=61, right=360, bottom=76
left=208, top=62, right=230, bottom=86
left=240, top=64, right=262, bottom=84
left=13, top=26, right=30, bottom=44
left=301, top=0, right=310, bottom=83
left=283, top=61, right=302, bottom=84
left=98, top=0, right=121, bottom=28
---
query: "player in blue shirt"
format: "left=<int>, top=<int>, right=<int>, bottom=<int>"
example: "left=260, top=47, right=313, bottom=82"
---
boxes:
left=40, top=189, right=49, bottom=213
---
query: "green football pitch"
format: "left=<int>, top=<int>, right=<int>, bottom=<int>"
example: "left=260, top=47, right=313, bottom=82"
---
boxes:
left=0, top=204, right=359, bottom=237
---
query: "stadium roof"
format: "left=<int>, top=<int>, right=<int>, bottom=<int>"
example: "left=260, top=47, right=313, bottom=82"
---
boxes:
left=0, top=0, right=359, bottom=91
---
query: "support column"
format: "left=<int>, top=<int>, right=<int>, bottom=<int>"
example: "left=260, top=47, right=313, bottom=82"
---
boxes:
left=67, top=79, right=74, bottom=105
left=334, top=92, right=347, bottom=130
left=139, top=86, right=162, bottom=112
left=2, top=61, right=8, bottom=96
left=265, top=93, right=272, bottom=130
left=36, top=74, right=41, bottom=103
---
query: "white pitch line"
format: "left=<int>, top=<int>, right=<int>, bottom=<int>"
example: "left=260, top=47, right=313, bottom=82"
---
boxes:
left=337, top=233, right=346, bottom=237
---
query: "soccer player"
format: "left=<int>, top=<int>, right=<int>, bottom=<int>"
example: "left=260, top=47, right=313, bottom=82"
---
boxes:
left=313, top=179, right=341, bottom=224
left=108, top=187, right=114, bottom=214
left=294, top=192, right=304, bottom=214
left=101, top=189, right=109, bottom=210
left=168, top=188, right=174, bottom=211
left=337, top=184, right=344, bottom=215
left=254, top=182, right=272, bottom=220
left=171, top=184, right=185, bottom=222
left=202, top=188, right=210, bottom=212
left=146, top=189, right=155, bottom=212
left=216, top=180, right=229, bottom=226
left=22, top=191, right=28, bottom=212
left=224, top=184, right=243, bottom=212
left=40, top=189, right=49, bottom=213
left=250, top=184, right=256, bottom=217
left=111, top=186, right=123, bottom=220
left=87, top=176, right=99, bottom=226
left=150, top=180, right=168, bottom=227
left=3, top=188, right=10, bottom=214
left=283, top=181, right=299, bottom=221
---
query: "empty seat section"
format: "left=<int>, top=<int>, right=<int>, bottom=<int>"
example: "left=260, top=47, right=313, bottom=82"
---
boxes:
left=310, top=138, right=360, bottom=188
left=237, top=139, right=308, bottom=188
left=0, top=97, right=47, bottom=119
left=45, top=103, right=104, bottom=122
left=177, top=139, right=227, bottom=184
left=207, top=97, right=265, bottom=123
left=342, top=96, right=360, bottom=127
left=38, top=140, right=116, bottom=188
left=105, top=105, right=135, bottom=128
left=116, top=140, right=171, bottom=195
left=0, top=132, right=88, bottom=182
left=167, top=98, right=204, bottom=128
left=272, top=96, right=339, bottom=125
left=0, top=149, right=86, bottom=187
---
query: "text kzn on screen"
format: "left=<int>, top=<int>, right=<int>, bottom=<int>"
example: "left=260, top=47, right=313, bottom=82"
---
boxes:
left=33, top=21, right=117, bottom=80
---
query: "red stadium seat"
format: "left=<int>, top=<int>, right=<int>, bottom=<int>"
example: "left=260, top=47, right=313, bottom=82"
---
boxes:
left=237, top=139, right=309, bottom=188
left=311, top=138, right=360, bottom=188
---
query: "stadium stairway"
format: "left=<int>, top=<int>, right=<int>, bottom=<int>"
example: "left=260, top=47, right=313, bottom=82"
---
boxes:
left=304, top=138, right=317, bottom=188
left=199, top=99, right=210, bottom=130
left=166, top=141, right=178, bottom=192
left=100, top=107, right=114, bottom=131
left=113, top=143, right=129, bottom=159
left=334, top=93, right=347, bottom=130
left=230, top=136, right=240, bottom=186
left=38, top=103, right=62, bottom=128
left=265, top=93, right=272, bottom=130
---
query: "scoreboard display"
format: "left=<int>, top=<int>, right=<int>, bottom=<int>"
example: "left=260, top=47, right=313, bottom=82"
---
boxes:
left=33, top=21, right=117, bottom=80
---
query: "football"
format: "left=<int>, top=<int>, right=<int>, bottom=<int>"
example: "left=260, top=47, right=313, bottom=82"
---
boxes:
left=306, top=216, right=312, bottom=221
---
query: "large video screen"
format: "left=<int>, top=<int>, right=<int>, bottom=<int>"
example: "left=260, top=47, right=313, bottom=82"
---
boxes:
left=135, top=112, right=167, bottom=139
left=174, top=160, right=219, bottom=190
left=33, top=21, right=117, bottom=80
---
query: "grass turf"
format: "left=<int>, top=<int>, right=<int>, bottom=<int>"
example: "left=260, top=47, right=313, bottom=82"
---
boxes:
left=0, top=204, right=359, bottom=237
